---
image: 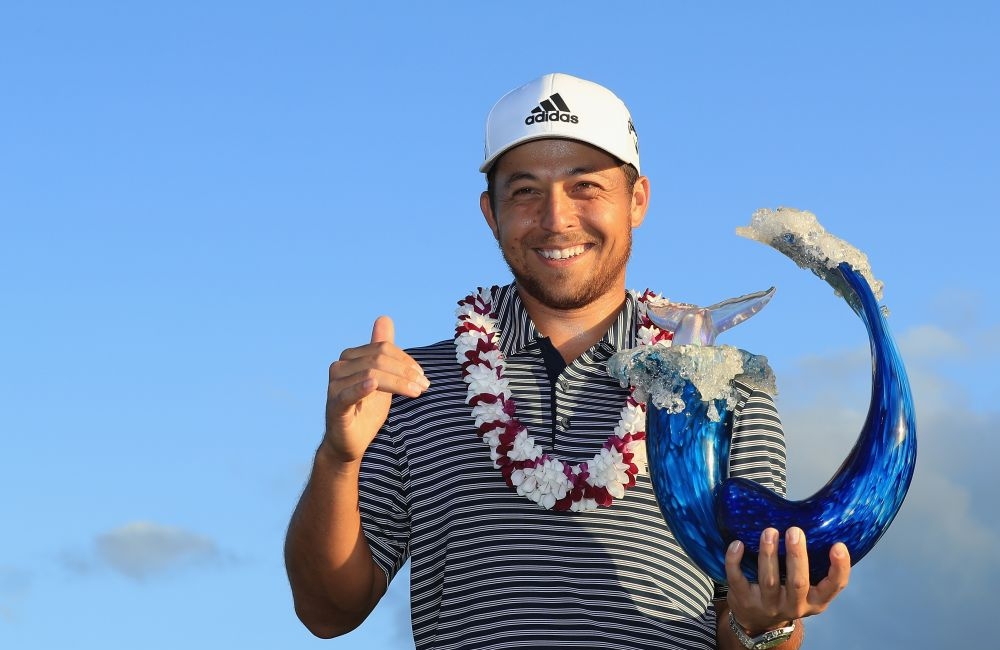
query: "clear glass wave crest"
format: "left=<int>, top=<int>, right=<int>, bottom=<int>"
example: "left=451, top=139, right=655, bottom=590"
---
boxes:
left=646, top=262, right=917, bottom=585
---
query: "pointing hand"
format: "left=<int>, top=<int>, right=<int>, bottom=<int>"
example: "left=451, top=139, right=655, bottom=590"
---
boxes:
left=322, top=316, right=429, bottom=464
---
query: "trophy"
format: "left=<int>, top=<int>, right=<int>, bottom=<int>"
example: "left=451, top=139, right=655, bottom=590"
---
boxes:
left=609, top=207, right=918, bottom=584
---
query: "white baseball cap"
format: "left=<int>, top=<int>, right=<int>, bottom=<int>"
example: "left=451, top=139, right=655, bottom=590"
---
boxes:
left=480, top=72, right=640, bottom=174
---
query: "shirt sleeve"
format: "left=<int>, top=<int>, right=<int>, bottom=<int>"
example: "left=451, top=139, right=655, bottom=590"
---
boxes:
left=728, top=382, right=787, bottom=496
left=357, top=419, right=411, bottom=588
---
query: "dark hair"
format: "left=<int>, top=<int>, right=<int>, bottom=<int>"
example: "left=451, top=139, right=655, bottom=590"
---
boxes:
left=485, top=161, right=639, bottom=216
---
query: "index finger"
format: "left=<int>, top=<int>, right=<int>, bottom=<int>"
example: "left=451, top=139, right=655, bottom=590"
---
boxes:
left=329, top=348, right=427, bottom=388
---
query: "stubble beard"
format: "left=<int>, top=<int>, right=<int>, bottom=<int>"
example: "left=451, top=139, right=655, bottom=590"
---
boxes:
left=498, top=230, right=633, bottom=311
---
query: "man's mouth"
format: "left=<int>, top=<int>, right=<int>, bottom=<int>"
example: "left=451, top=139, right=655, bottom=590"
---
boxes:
left=537, top=244, right=589, bottom=260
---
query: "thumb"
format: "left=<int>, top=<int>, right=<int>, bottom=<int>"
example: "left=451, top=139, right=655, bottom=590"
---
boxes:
left=370, top=315, right=395, bottom=344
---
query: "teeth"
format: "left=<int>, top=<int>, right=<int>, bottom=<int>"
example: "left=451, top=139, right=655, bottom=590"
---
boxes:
left=539, top=245, right=587, bottom=260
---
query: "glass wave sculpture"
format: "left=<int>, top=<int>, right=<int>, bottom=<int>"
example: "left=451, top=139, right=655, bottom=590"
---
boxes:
left=643, top=261, right=917, bottom=585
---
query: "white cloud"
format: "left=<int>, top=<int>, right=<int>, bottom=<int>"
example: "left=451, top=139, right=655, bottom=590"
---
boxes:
left=898, top=324, right=968, bottom=361
left=773, top=324, right=999, bottom=648
left=57, top=549, right=98, bottom=576
left=95, top=521, right=220, bottom=580
left=0, top=566, right=31, bottom=623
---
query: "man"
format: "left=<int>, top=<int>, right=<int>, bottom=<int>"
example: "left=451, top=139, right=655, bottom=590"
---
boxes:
left=285, top=73, right=850, bottom=649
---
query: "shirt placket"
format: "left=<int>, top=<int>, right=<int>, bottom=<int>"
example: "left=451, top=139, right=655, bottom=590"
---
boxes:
left=551, top=372, right=572, bottom=457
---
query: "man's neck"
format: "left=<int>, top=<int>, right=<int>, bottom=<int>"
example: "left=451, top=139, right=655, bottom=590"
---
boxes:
left=517, top=285, right=627, bottom=364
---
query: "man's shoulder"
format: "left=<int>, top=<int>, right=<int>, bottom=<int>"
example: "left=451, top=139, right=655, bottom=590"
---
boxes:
left=404, top=338, right=453, bottom=354
left=404, top=339, right=458, bottom=368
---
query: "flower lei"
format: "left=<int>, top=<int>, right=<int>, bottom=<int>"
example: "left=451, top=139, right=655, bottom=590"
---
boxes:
left=454, top=287, right=673, bottom=511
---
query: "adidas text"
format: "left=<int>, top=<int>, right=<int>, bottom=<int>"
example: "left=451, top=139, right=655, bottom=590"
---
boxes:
left=525, top=112, right=579, bottom=125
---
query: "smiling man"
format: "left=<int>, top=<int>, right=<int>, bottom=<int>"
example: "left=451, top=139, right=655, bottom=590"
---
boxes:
left=285, top=73, right=850, bottom=650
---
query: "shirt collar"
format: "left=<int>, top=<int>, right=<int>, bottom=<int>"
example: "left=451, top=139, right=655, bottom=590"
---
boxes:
left=490, top=283, right=639, bottom=358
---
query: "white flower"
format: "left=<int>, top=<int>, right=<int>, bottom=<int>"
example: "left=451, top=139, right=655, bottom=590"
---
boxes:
left=508, top=432, right=541, bottom=461
left=464, top=311, right=497, bottom=330
left=570, top=498, right=598, bottom=512
left=518, top=474, right=538, bottom=494
left=455, top=330, right=491, bottom=362
left=464, top=364, right=509, bottom=397
left=531, top=460, right=567, bottom=494
left=515, top=459, right=570, bottom=506
left=590, top=448, right=632, bottom=489
left=635, top=324, right=659, bottom=347
left=614, top=404, right=645, bottom=437
left=477, top=348, right=504, bottom=368
left=472, top=401, right=509, bottom=427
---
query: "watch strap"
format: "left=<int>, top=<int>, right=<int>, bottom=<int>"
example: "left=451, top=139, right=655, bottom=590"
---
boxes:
left=728, top=610, right=796, bottom=649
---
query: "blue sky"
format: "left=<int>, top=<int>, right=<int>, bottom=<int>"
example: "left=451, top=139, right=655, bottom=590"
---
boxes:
left=2, top=2, right=997, bottom=648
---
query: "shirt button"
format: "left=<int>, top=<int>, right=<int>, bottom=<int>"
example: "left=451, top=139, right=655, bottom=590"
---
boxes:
left=558, top=416, right=570, bottom=429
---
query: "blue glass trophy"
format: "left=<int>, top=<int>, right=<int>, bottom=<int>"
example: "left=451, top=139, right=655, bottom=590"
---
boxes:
left=610, top=207, right=917, bottom=585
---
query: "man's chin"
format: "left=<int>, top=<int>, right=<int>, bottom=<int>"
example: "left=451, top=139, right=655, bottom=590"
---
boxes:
left=515, top=278, right=603, bottom=311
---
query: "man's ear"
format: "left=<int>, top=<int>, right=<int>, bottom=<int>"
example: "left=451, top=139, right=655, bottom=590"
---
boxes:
left=480, top=191, right=500, bottom=239
left=630, top=176, right=650, bottom=228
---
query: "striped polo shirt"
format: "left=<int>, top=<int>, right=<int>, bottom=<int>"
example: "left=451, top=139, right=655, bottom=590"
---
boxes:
left=358, top=284, right=786, bottom=650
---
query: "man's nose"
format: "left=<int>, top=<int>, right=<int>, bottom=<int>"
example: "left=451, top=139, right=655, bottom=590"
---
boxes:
left=539, top=189, right=577, bottom=232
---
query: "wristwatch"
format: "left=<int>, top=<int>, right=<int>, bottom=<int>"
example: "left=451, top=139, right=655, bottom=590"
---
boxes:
left=728, top=611, right=796, bottom=649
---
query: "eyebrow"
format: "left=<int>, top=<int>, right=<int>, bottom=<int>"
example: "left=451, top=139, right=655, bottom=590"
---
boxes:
left=501, top=166, right=601, bottom=191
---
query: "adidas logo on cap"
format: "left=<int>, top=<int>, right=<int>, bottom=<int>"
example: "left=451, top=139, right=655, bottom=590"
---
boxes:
left=524, top=93, right=579, bottom=125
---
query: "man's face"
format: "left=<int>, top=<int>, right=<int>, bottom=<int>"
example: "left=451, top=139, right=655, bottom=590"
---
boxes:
left=480, top=139, right=649, bottom=311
